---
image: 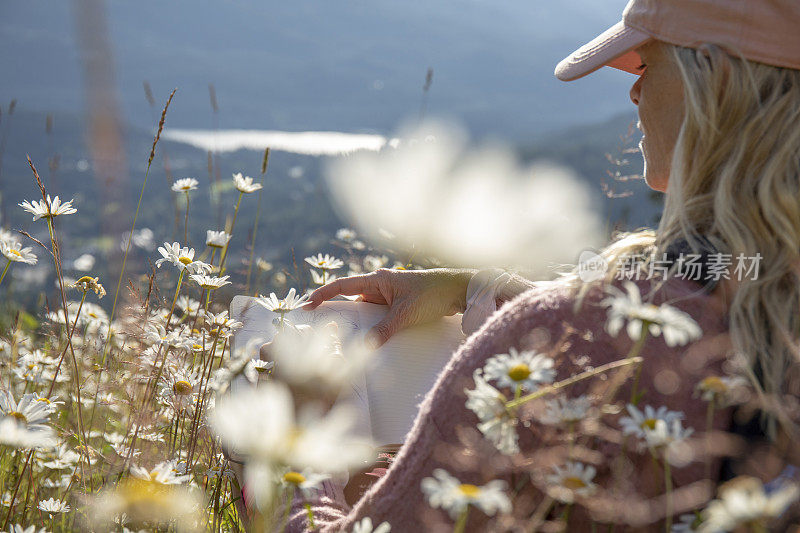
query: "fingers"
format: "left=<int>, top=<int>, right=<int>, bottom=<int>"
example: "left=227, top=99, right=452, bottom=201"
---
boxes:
left=307, top=274, right=375, bottom=309
left=365, top=302, right=409, bottom=349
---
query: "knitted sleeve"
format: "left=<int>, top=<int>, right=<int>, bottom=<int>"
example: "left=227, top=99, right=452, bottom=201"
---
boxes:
left=284, top=277, right=732, bottom=531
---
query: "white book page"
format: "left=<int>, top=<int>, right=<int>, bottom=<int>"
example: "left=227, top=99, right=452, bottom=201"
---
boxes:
left=355, top=303, right=466, bottom=445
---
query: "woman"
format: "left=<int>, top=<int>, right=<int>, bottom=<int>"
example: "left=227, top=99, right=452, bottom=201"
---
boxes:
left=278, top=0, right=800, bottom=529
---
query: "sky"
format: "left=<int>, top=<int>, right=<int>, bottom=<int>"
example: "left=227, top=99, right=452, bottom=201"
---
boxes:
left=0, top=0, right=635, bottom=140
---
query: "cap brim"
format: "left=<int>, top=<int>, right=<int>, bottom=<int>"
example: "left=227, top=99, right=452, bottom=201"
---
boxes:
left=555, top=20, right=652, bottom=82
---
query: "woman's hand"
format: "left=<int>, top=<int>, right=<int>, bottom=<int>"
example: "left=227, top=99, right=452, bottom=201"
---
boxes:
left=306, top=267, right=476, bottom=348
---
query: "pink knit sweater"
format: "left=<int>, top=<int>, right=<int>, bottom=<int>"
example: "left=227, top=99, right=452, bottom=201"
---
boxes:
left=280, top=275, right=733, bottom=531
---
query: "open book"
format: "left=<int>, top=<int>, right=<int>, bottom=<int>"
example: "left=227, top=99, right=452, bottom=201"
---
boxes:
left=229, top=296, right=466, bottom=446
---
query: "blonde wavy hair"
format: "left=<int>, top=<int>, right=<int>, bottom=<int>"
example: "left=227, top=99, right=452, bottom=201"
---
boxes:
left=567, top=43, right=800, bottom=431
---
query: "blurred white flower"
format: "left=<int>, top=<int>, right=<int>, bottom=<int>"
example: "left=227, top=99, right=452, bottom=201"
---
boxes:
left=19, top=195, right=77, bottom=221
left=205, top=230, right=231, bottom=249
left=421, top=468, right=511, bottom=520
left=325, top=121, right=603, bottom=269
left=642, top=418, right=694, bottom=450
left=9, top=525, right=48, bottom=533
left=336, top=228, right=357, bottom=242
left=695, top=375, right=749, bottom=406
left=0, top=417, right=56, bottom=449
left=464, top=369, right=518, bottom=455
left=0, top=228, right=20, bottom=247
left=171, top=178, right=199, bottom=192
left=482, top=347, right=555, bottom=392
left=72, top=253, right=95, bottom=271
left=0, top=391, right=53, bottom=432
left=351, top=517, right=391, bottom=533
left=602, top=281, right=702, bottom=346
left=540, top=395, right=592, bottom=426
left=546, top=461, right=597, bottom=502
left=671, top=512, right=702, bottom=532
left=210, top=382, right=372, bottom=474
left=279, top=468, right=330, bottom=499
left=243, top=359, right=274, bottom=383
left=131, top=460, right=191, bottom=485
left=304, top=253, right=344, bottom=270
left=266, top=322, right=370, bottom=391
left=619, top=404, right=684, bottom=439
left=699, top=476, right=799, bottom=532
left=1, top=241, right=37, bottom=264
left=232, top=172, right=262, bottom=193
left=37, top=497, right=70, bottom=515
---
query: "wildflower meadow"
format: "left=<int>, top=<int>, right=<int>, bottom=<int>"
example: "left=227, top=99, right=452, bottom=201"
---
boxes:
left=0, top=91, right=799, bottom=533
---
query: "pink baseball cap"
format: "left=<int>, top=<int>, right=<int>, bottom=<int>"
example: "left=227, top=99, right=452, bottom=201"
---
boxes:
left=555, top=0, right=800, bottom=81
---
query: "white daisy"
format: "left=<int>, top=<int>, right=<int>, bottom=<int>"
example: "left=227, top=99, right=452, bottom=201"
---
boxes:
left=464, top=370, right=519, bottom=455
left=255, top=288, right=310, bottom=317
left=232, top=172, right=262, bottom=193
left=279, top=468, right=330, bottom=499
left=155, top=242, right=212, bottom=274
left=642, top=418, right=694, bottom=451
left=304, top=253, right=344, bottom=270
left=619, top=404, right=684, bottom=439
left=243, top=359, right=274, bottom=383
left=1, top=241, right=37, bottom=264
left=420, top=468, right=511, bottom=520
left=205, top=230, right=231, bottom=249
left=351, top=517, right=391, bottom=533
left=205, top=310, right=243, bottom=332
left=171, top=177, right=199, bottom=192
left=694, top=375, right=749, bottom=406
left=19, top=195, right=77, bottom=221
left=0, top=390, right=53, bottom=431
left=482, top=347, right=555, bottom=392
left=546, top=461, right=598, bottom=503
left=602, top=281, right=703, bottom=347
left=189, top=273, right=231, bottom=290
left=310, top=268, right=337, bottom=286
left=37, top=497, right=70, bottom=514
left=130, top=460, right=191, bottom=485
left=699, top=476, right=799, bottom=532
left=540, top=395, right=592, bottom=426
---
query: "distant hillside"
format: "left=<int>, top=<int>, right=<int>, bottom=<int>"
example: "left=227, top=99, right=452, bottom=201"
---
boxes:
left=0, top=108, right=661, bottom=307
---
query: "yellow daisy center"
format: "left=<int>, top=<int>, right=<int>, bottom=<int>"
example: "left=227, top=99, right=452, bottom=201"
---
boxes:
left=507, top=363, right=531, bottom=382
left=192, top=344, right=203, bottom=351
left=173, top=380, right=193, bottom=395
left=77, top=276, right=94, bottom=284
left=9, top=411, right=27, bottom=423
left=563, top=476, right=587, bottom=490
left=700, top=376, right=727, bottom=394
left=255, top=365, right=269, bottom=374
left=640, top=418, right=657, bottom=431
left=7, top=249, right=21, bottom=257
left=178, top=256, right=192, bottom=265
left=283, top=472, right=306, bottom=485
left=458, top=484, right=481, bottom=498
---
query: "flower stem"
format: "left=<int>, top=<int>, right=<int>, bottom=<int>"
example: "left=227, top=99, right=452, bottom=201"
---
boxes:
left=219, top=192, right=243, bottom=275
left=184, top=190, right=190, bottom=244
left=664, top=458, right=673, bottom=532
left=506, top=357, right=643, bottom=409
left=453, top=506, right=470, bottom=533
left=0, top=260, right=10, bottom=287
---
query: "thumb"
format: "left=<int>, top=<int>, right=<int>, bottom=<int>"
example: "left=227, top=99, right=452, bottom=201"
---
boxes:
left=365, top=304, right=409, bottom=349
